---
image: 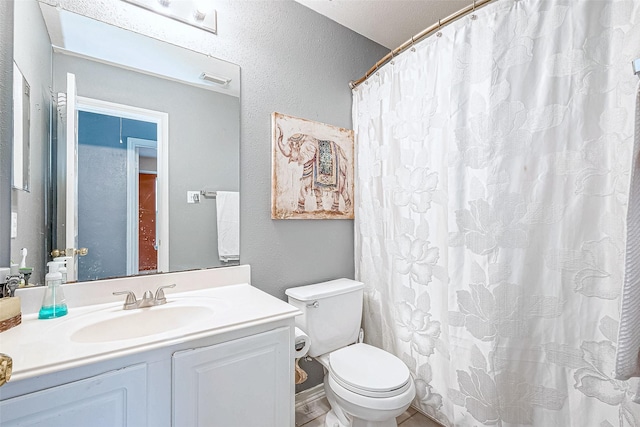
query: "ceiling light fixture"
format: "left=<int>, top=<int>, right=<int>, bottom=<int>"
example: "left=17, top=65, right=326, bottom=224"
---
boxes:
left=121, top=0, right=217, bottom=34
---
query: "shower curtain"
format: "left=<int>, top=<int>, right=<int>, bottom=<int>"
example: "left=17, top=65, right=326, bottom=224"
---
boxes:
left=353, top=1, right=640, bottom=425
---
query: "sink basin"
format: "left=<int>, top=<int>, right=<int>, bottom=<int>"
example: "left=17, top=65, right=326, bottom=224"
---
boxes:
left=70, top=304, right=215, bottom=343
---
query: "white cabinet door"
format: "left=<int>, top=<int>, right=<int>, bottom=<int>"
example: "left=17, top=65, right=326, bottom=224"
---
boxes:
left=173, top=326, right=291, bottom=427
left=0, top=363, right=148, bottom=427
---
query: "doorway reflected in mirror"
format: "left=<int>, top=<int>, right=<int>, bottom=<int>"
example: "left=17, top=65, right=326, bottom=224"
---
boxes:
left=75, top=109, right=159, bottom=281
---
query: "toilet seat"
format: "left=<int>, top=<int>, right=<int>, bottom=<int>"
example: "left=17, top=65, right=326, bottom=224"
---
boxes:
left=329, top=343, right=412, bottom=398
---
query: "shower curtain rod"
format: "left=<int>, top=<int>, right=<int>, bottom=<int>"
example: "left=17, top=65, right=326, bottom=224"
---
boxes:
left=349, top=0, right=495, bottom=89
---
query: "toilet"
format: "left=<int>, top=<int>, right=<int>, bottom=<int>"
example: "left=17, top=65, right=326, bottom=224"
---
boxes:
left=286, top=279, right=416, bottom=427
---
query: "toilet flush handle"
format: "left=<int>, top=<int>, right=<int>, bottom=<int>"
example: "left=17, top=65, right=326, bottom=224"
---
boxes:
left=306, top=301, right=319, bottom=308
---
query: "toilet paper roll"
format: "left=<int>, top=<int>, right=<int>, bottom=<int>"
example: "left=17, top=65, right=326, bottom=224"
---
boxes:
left=294, top=327, right=310, bottom=358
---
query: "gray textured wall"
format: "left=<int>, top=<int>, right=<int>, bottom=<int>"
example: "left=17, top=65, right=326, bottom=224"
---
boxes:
left=10, top=0, right=52, bottom=283
left=53, top=54, right=241, bottom=274
left=220, top=2, right=385, bottom=297
left=0, top=0, right=14, bottom=266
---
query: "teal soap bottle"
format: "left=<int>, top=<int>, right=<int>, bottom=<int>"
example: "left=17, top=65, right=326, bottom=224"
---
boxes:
left=38, top=262, right=68, bottom=319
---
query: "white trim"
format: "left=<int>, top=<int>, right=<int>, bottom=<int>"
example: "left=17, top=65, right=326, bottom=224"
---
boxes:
left=295, top=384, right=326, bottom=411
left=65, top=73, right=78, bottom=282
left=76, top=96, right=169, bottom=274
left=294, top=383, right=329, bottom=426
left=126, top=137, right=157, bottom=276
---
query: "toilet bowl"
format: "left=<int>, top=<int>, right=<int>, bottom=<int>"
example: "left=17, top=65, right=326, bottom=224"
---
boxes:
left=325, top=374, right=416, bottom=427
left=317, top=343, right=415, bottom=427
left=285, top=279, right=416, bottom=427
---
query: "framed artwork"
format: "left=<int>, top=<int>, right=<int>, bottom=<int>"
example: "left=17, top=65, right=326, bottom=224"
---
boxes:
left=271, top=112, right=354, bottom=219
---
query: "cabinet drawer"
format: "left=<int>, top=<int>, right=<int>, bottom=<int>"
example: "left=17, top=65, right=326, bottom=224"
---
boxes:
left=0, top=363, right=148, bottom=427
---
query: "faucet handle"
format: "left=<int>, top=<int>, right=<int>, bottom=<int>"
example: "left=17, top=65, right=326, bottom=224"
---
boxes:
left=113, top=290, right=138, bottom=310
left=154, top=284, right=176, bottom=304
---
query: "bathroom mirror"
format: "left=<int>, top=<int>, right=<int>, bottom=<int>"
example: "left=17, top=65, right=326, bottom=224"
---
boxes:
left=10, top=0, right=240, bottom=284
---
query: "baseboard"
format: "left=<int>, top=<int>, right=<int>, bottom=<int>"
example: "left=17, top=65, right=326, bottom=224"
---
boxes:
left=295, top=384, right=326, bottom=410
left=295, top=384, right=329, bottom=425
left=410, top=405, right=446, bottom=427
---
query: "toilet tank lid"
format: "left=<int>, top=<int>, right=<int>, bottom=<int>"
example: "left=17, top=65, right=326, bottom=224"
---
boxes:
left=286, top=278, right=364, bottom=302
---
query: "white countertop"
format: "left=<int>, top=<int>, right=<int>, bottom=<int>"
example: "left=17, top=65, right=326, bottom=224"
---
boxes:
left=1, top=273, right=300, bottom=382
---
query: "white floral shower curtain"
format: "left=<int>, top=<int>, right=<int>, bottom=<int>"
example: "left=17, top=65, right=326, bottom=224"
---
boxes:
left=353, top=1, right=640, bottom=425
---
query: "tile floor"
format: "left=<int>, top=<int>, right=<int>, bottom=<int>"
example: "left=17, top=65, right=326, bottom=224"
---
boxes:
left=295, top=397, right=442, bottom=427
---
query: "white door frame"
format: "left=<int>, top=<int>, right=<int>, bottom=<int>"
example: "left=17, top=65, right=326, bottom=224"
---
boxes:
left=62, top=73, right=78, bottom=281
left=76, top=96, right=169, bottom=274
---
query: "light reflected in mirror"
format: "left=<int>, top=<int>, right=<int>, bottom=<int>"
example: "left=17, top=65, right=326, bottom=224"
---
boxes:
left=12, top=62, right=30, bottom=192
left=11, top=0, right=240, bottom=284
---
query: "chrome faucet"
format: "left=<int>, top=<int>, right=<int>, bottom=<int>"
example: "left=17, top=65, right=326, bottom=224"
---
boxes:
left=113, top=284, right=176, bottom=310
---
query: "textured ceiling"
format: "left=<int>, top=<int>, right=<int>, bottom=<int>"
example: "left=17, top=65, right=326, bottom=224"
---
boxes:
left=295, top=0, right=471, bottom=49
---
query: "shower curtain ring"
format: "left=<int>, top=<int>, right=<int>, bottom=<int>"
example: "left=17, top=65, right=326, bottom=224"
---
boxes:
left=410, top=36, right=416, bottom=52
left=471, top=0, right=478, bottom=20
left=390, top=50, right=395, bottom=65
left=436, top=20, right=443, bottom=37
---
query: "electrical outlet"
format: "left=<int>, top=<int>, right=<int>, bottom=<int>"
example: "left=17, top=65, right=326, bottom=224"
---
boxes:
left=187, top=191, right=200, bottom=204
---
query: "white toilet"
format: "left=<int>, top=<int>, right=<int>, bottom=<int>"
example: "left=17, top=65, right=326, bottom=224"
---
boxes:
left=286, top=279, right=416, bottom=427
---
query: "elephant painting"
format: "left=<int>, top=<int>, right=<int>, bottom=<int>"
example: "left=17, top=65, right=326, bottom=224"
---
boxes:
left=271, top=113, right=354, bottom=219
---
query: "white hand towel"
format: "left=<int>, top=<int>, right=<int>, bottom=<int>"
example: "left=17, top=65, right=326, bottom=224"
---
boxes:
left=216, top=191, right=239, bottom=262
left=616, top=83, right=640, bottom=403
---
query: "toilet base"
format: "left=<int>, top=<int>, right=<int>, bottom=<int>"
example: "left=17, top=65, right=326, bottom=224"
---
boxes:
left=323, top=373, right=408, bottom=427
left=324, top=409, right=344, bottom=427
left=323, top=409, right=397, bottom=427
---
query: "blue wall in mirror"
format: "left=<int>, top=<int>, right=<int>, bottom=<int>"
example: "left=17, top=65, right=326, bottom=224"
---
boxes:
left=77, top=111, right=156, bottom=281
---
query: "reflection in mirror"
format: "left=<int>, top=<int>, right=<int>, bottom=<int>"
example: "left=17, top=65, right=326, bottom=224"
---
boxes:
left=12, top=62, right=30, bottom=192
left=11, top=0, right=240, bottom=284
left=68, top=97, right=168, bottom=282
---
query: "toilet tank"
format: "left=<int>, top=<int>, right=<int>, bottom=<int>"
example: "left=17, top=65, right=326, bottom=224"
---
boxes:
left=286, top=278, right=364, bottom=357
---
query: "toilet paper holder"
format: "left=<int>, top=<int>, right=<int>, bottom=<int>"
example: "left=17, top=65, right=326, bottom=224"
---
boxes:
left=294, top=327, right=311, bottom=359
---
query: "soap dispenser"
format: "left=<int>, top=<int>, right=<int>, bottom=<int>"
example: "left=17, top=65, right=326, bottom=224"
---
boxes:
left=38, top=262, right=68, bottom=319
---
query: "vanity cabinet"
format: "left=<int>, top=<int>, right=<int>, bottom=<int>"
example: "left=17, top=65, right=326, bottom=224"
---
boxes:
left=0, top=323, right=295, bottom=427
left=0, top=270, right=299, bottom=427
left=0, top=363, right=148, bottom=426
left=173, top=326, right=291, bottom=427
